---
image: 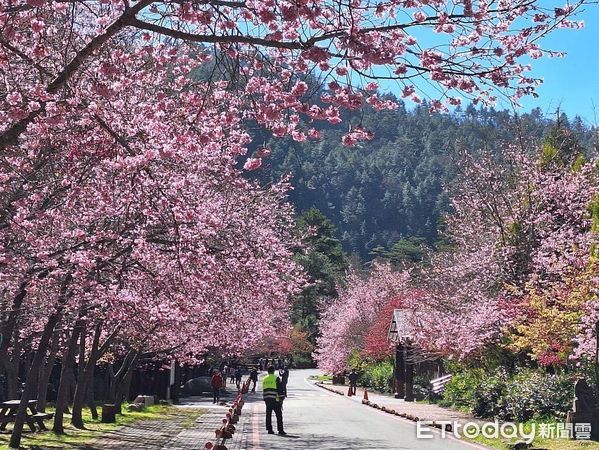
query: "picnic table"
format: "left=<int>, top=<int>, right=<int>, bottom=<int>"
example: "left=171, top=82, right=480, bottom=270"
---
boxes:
left=0, top=400, right=53, bottom=432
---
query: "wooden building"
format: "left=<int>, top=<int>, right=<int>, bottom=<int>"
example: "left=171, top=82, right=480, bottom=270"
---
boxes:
left=387, top=309, right=443, bottom=401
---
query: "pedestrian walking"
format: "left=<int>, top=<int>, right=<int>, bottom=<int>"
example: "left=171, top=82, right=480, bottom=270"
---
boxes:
left=222, top=364, right=228, bottom=386
left=235, top=366, right=243, bottom=389
left=249, top=368, right=258, bottom=392
left=262, top=366, right=286, bottom=435
left=228, top=365, right=235, bottom=384
left=279, top=366, right=290, bottom=397
left=275, top=356, right=281, bottom=370
left=211, top=370, right=223, bottom=404
left=348, top=369, right=358, bottom=396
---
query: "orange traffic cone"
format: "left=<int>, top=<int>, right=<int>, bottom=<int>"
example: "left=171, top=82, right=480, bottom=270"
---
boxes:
left=347, top=386, right=352, bottom=396
left=363, top=389, right=369, bottom=401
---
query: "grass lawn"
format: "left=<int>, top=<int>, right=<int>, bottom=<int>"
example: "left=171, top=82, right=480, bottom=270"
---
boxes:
left=472, top=435, right=599, bottom=449
left=0, top=403, right=204, bottom=450
left=308, top=374, right=333, bottom=382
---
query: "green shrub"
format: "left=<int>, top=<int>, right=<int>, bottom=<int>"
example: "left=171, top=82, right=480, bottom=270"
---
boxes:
left=347, top=349, right=366, bottom=371
left=360, top=360, right=394, bottom=393
left=472, top=369, right=507, bottom=418
left=413, top=375, right=433, bottom=401
left=292, top=354, right=315, bottom=369
left=438, top=368, right=485, bottom=409
left=440, top=366, right=575, bottom=422
left=498, top=370, right=573, bottom=422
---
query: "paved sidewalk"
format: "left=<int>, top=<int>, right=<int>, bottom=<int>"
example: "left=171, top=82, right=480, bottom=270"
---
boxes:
left=317, top=382, right=486, bottom=426
left=83, top=393, right=251, bottom=450
left=162, top=408, right=249, bottom=450
left=174, top=395, right=252, bottom=450
left=83, top=408, right=202, bottom=450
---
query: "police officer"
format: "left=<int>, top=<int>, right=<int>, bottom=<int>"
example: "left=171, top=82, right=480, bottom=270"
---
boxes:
left=262, top=366, right=286, bottom=435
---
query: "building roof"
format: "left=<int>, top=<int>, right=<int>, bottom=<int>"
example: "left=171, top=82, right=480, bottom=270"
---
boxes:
left=387, top=309, right=443, bottom=362
left=387, top=308, right=414, bottom=344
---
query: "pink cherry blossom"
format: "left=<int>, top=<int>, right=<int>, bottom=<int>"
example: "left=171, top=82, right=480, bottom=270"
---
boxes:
left=243, top=157, right=262, bottom=171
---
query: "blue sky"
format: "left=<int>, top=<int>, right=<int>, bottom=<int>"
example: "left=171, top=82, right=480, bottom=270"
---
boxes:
left=514, top=3, right=599, bottom=125
left=373, top=4, right=599, bottom=125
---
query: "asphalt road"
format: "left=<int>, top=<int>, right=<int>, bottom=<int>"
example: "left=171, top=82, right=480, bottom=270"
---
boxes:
left=242, top=368, right=485, bottom=450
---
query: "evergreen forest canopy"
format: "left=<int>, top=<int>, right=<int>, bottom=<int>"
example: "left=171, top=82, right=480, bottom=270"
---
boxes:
left=259, top=100, right=597, bottom=261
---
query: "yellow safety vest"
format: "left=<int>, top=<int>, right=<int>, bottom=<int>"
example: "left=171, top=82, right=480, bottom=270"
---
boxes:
left=262, top=374, right=278, bottom=400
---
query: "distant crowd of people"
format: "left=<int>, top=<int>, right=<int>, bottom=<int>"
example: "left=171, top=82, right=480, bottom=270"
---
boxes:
left=258, top=355, right=293, bottom=371
left=207, top=355, right=292, bottom=404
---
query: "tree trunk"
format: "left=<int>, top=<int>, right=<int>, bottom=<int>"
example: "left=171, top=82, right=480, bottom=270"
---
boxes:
left=87, top=371, right=98, bottom=420
left=72, top=372, right=95, bottom=428
left=37, top=332, right=59, bottom=412
left=5, top=364, right=18, bottom=400
left=9, top=309, right=62, bottom=448
left=72, top=323, right=119, bottom=428
left=71, top=322, right=88, bottom=429
left=76, top=322, right=86, bottom=383
left=107, top=363, right=115, bottom=402
left=108, top=349, right=136, bottom=404
left=109, top=351, right=139, bottom=410
left=116, top=355, right=138, bottom=408
left=0, top=280, right=28, bottom=365
left=5, top=331, right=20, bottom=400
left=53, top=320, right=83, bottom=434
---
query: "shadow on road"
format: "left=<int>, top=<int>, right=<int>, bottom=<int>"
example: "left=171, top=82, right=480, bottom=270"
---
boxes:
left=259, top=432, right=413, bottom=450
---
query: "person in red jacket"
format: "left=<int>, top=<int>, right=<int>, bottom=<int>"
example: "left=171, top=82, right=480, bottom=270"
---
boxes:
left=211, top=370, right=223, bottom=404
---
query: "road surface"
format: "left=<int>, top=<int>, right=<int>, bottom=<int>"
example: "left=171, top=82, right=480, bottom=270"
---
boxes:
left=242, top=368, right=485, bottom=450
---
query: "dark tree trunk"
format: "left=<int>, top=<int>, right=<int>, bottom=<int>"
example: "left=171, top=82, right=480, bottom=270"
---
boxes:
left=76, top=322, right=86, bottom=388
left=5, top=331, right=20, bottom=400
left=87, top=372, right=98, bottom=420
left=0, top=280, right=28, bottom=365
left=53, top=320, right=83, bottom=434
left=71, top=322, right=88, bottom=429
left=5, top=364, right=18, bottom=400
left=116, top=356, right=137, bottom=407
left=107, top=363, right=115, bottom=402
left=72, top=371, right=94, bottom=428
left=108, top=349, right=136, bottom=404
left=37, top=332, right=59, bottom=412
left=111, top=351, right=139, bottom=409
left=72, top=323, right=119, bottom=428
left=9, top=308, right=62, bottom=448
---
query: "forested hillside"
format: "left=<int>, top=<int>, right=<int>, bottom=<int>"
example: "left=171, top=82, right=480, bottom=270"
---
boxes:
left=259, top=100, right=596, bottom=260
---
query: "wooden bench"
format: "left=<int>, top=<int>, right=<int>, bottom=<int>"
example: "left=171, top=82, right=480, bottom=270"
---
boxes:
left=431, top=374, right=452, bottom=395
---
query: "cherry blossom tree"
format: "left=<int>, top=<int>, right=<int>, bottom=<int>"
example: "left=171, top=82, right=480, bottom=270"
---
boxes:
left=416, top=137, right=599, bottom=363
left=0, top=0, right=593, bottom=445
left=0, top=43, right=304, bottom=445
left=315, top=263, right=410, bottom=373
left=362, top=295, right=405, bottom=361
left=0, top=0, right=590, bottom=156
